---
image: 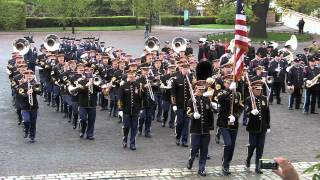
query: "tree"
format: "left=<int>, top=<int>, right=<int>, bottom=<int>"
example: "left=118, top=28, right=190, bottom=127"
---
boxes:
left=32, top=0, right=92, bottom=34
left=249, top=0, right=270, bottom=38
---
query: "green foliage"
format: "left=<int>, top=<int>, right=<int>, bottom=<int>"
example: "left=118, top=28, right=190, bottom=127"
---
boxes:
left=303, top=154, right=320, bottom=180
left=0, top=0, right=26, bottom=30
left=26, top=16, right=146, bottom=28
left=207, top=32, right=313, bottom=42
left=216, top=2, right=253, bottom=25
left=277, top=0, right=320, bottom=15
left=160, top=16, right=216, bottom=26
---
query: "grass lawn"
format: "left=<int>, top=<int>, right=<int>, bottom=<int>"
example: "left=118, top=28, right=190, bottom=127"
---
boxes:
left=19, top=26, right=143, bottom=32
left=207, top=32, right=314, bottom=42
left=190, top=24, right=235, bottom=29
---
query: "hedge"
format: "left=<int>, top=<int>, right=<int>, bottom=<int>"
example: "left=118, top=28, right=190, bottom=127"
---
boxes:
left=26, top=16, right=147, bottom=28
left=0, top=1, right=26, bottom=30
left=160, top=16, right=217, bottom=26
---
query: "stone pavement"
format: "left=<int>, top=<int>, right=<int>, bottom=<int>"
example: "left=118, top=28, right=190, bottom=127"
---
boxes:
left=1, top=162, right=317, bottom=179
left=0, top=30, right=319, bottom=178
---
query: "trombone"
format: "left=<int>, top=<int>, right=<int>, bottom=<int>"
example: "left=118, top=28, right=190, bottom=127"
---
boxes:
left=185, top=72, right=200, bottom=119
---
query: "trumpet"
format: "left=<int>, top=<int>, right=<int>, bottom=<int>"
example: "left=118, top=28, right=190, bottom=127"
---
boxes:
left=306, top=73, right=320, bottom=88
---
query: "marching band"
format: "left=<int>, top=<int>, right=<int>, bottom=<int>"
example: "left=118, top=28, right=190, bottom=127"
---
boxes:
left=6, top=34, right=320, bottom=177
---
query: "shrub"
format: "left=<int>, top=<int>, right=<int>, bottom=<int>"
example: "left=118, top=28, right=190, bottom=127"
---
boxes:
left=0, top=1, right=26, bottom=30
left=26, top=16, right=147, bottom=28
left=216, top=3, right=253, bottom=25
left=160, top=16, right=216, bottom=26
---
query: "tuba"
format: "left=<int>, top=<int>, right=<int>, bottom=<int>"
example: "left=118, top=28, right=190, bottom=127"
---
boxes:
left=172, top=37, right=187, bottom=54
left=145, top=36, right=160, bottom=52
left=44, top=34, right=61, bottom=52
left=13, top=38, right=30, bottom=55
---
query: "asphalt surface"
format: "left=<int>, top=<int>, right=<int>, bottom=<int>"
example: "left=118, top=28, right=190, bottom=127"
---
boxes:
left=0, top=29, right=319, bottom=176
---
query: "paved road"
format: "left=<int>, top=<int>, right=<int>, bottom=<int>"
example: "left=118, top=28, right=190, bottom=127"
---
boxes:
left=0, top=30, right=319, bottom=177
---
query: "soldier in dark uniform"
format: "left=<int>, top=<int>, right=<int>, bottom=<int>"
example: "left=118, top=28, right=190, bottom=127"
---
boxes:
left=25, top=40, right=38, bottom=72
left=287, top=58, right=304, bottom=110
left=43, top=54, right=56, bottom=106
left=244, top=80, right=270, bottom=174
left=217, top=75, right=243, bottom=176
left=198, top=38, right=209, bottom=61
left=160, top=64, right=176, bottom=128
left=303, top=57, right=320, bottom=114
left=107, top=60, right=121, bottom=117
left=138, top=66, right=155, bottom=138
left=18, top=70, right=42, bottom=143
left=98, top=55, right=111, bottom=111
left=185, top=40, right=193, bottom=56
left=152, top=59, right=164, bottom=122
left=161, top=41, right=171, bottom=54
left=268, top=55, right=288, bottom=104
left=51, top=54, right=65, bottom=112
left=256, top=42, right=267, bottom=58
left=69, top=63, right=85, bottom=129
left=77, top=66, right=100, bottom=140
left=118, top=70, right=141, bottom=150
left=171, top=63, right=194, bottom=147
left=186, top=80, right=214, bottom=177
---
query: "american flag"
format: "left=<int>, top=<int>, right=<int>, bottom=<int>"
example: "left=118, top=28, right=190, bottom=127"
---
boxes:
left=234, top=0, right=249, bottom=81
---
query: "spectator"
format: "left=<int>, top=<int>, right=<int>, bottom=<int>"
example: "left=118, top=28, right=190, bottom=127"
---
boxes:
left=273, top=157, right=300, bottom=180
left=297, top=18, right=305, bottom=34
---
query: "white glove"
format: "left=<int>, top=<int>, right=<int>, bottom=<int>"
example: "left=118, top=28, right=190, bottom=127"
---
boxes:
left=229, top=82, right=237, bottom=91
left=120, top=80, right=125, bottom=86
left=251, top=109, right=259, bottom=115
left=267, top=129, right=271, bottom=133
left=160, top=83, right=166, bottom=89
left=118, top=111, right=123, bottom=118
left=228, top=115, right=235, bottom=123
left=211, top=102, right=218, bottom=110
left=193, top=112, right=201, bottom=119
left=173, top=106, right=177, bottom=112
left=203, top=90, right=213, bottom=97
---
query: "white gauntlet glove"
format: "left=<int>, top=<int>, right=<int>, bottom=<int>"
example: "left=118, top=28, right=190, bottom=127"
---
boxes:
left=211, top=102, right=218, bottom=110
left=251, top=109, right=259, bottom=115
left=172, top=106, right=177, bottom=112
left=193, top=112, right=201, bottom=119
left=228, top=115, right=235, bottom=123
left=118, top=111, right=123, bottom=118
left=229, top=82, right=237, bottom=91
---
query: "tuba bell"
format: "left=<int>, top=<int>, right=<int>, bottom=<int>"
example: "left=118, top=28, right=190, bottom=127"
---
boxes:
left=44, top=34, right=61, bottom=52
left=145, top=36, right=160, bottom=52
left=13, top=38, right=30, bottom=55
left=172, top=37, right=187, bottom=53
left=266, top=76, right=274, bottom=84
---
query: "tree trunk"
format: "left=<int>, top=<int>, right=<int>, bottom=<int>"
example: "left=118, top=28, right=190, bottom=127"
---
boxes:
left=71, top=19, right=75, bottom=34
left=249, top=0, right=270, bottom=38
left=149, top=0, right=152, bottom=33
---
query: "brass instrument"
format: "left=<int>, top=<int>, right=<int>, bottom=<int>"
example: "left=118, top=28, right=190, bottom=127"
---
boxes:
left=145, top=36, right=160, bottom=52
left=185, top=73, right=200, bottom=119
left=44, top=34, right=60, bottom=52
left=266, top=76, right=274, bottom=84
left=103, top=76, right=117, bottom=97
left=306, top=73, right=320, bottom=88
left=146, top=69, right=155, bottom=101
left=172, top=37, right=187, bottom=54
left=13, top=38, right=30, bottom=55
left=28, top=81, right=33, bottom=106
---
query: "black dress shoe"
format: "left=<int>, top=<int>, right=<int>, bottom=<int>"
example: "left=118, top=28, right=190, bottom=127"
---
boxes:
left=130, top=146, right=136, bottom=151
left=29, top=138, right=35, bottom=143
left=187, top=159, right=193, bottom=169
left=311, top=112, right=319, bottom=114
left=181, top=143, right=188, bottom=147
left=222, top=168, right=231, bottom=176
left=215, top=136, right=220, bottom=144
left=255, top=169, right=263, bottom=174
left=86, top=136, right=95, bottom=140
left=288, top=107, right=293, bottom=110
left=145, top=134, right=152, bottom=138
left=206, top=155, right=211, bottom=160
left=79, top=133, right=84, bottom=138
left=24, top=132, right=28, bottom=138
left=122, top=142, right=127, bottom=148
left=245, top=160, right=250, bottom=168
left=175, top=139, right=180, bottom=146
left=198, top=170, right=206, bottom=177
